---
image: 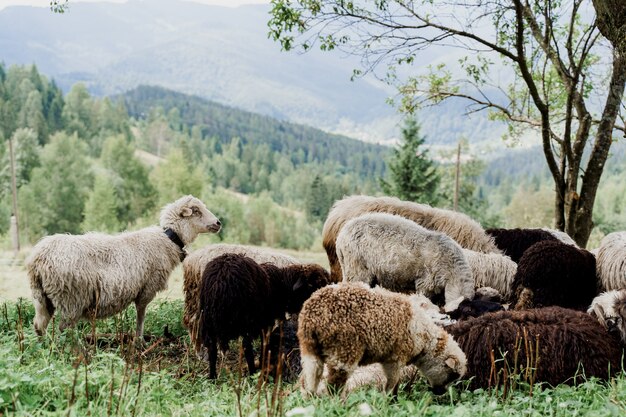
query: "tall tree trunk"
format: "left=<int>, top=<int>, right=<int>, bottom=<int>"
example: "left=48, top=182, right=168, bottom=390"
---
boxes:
left=564, top=0, right=626, bottom=247
left=567, top=48, right=626, bottom=247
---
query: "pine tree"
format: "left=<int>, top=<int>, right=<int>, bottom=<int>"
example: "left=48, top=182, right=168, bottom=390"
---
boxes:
left=380, top=118, right=440, bottom=204
left=305, top=174, right=330, bottom=222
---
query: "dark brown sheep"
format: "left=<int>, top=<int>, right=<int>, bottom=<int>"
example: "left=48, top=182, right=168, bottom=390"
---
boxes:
left=510, top=240, right=597, bottom=311
left=447, top=307, right=624, bottom=389
left=486, top=228, right=558, bottom=263
left=199, top=253, right=329, bottom=379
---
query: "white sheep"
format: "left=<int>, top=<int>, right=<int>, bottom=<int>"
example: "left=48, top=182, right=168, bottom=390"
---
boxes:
left=182, top=243, right=301, bottom=356
left=336, top=212, right=474, bottom=311
left=298, top=282, right=467, bottom=396
left=587, top=289, right=626, bottom=344
left=323, top=194, right=500, bottom=282
left=462, top=249, right=517, bottom=301
left=27, top=195, right=221, bottom=338
left=595, top=231, right=626, bottom=291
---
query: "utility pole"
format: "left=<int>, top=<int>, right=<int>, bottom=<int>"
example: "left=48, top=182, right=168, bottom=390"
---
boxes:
left=8, top=134, right=20, bottom=252
left=453, top=141, right=461, bottom=212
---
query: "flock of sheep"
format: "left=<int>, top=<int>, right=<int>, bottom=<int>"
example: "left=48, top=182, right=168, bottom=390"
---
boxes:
left=24, top=194, right=626, bottom=397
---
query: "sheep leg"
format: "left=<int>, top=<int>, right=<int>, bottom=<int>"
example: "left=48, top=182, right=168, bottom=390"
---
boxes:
left=300, top=352, right=324, bottom=397
left=382, top=362, right=402, bottom=395
left=242, top=335, right=257, bottom=375
left=208, top=340, right=218, bottom=379
left=135, top=302, right=148, bottom=341
left=33, top=298, right=52, bottom=336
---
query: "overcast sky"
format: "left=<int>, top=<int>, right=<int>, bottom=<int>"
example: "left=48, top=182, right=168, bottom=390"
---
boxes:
left=0, top=0, right=270, bottom=10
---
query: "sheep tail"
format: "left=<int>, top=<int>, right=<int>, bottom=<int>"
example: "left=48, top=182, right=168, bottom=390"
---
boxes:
left=514, top=287, right=534, bottom=310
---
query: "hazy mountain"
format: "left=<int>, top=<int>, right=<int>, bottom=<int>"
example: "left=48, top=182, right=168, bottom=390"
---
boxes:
left=0, top=0, right=505, bottom=146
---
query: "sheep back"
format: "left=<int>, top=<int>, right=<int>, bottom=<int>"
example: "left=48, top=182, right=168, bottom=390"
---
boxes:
left=486, top=228, right=558, bottom=263
left=447, top=307, right=624, bottom=388
left=323, top=195, right=500, bottom=282
left=596, top=232, right=626, bottom=291
left=337, top=212, right=474, bottom=309
left=510, top=240, right=597, bottom=311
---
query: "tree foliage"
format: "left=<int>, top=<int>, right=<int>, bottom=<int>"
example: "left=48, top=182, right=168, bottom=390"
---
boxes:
left=18, top=132, right=93, bottom=238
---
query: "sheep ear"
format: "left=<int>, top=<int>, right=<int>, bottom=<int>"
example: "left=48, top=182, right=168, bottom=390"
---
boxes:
left=180, top=207, right=193, bottom=217
left=292, top=276, right=306, bottom=292
left=445, top=357, right=457, bottom=369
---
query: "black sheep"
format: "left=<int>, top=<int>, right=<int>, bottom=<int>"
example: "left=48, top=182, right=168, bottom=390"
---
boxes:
left=448, top=298, right=505, bottom=321
left=447, top=307, right=624, bottom=389
left=199, top=253, right=329, bottom=379
left=511, top=240, right=597, bottom=311
left=486, top=228, right=558, bottom=263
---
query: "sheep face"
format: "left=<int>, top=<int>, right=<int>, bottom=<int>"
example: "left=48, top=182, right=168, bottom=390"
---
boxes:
left=413, top=333, right=467, bottom=394
left=287, top=265, right=330, bottom=313
left=160, top=195, right=221, bottom=243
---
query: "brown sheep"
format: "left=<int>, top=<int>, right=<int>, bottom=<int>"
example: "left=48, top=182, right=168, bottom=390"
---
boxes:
left=298, top=283, right=466, bottom=396
left=447, top=307, right=624, bottom=389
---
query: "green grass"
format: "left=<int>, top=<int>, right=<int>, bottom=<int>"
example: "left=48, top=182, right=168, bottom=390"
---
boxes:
left=1, top=300, right=626, bottom=417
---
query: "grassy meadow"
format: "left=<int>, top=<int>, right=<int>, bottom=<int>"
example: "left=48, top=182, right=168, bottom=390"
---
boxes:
left=1, top=250, right=625, bottom=416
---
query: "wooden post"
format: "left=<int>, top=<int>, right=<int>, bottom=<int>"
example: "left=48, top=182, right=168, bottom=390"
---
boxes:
left=454, top=141, right=461, bottom=212
left=8, top=134, right=20, bottom=252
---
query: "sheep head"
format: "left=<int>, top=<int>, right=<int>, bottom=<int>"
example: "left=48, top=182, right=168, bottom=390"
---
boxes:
left=286, top=264, right=330, bottom=314
left=160, top=195, right=221, bottom=245
left=413, top=331, right=467, bottom=395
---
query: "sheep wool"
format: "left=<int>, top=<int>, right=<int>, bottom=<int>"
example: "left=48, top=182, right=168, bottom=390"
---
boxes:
left=447, top=307, right=624, bottom=388
left=541, top=228, right=578, bottom=247
left=462, top=249, right=517, bottom=300
left=183, top=243, right=300, bottom=354
left=323, top=195, right=500, bottom=282
left=27, top=195, right=220, bottom=338
left=486, top=228, right=558, bottom=263
left=596, top=231, right=626, bottom=291
left=510, top=240, right=597, bottom=311
left=298, top=283, right=466, bottom=396
left=337, top=212, right=474, bottom=311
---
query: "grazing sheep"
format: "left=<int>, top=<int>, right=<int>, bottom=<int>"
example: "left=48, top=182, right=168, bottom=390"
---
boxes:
left=27, top=195, right=220, bottom=338
left=486, top=228, right=558, bottom=263
left=510, top=240, right=597, bottom=311
left=462, top=249, right=517, bottom=300
left=447, top=307, right=624, bottom=388
left=183, top=244, right=300, bottom=355
left=541, top=228, right=578, bottom=246
left=199, top=253, right=329, bottom=379
left=588, top=289, right=626, bottom=344
left=298, top=283, right=467, bottom=396
left=323, top=195, right=500, bottom=282
left=337, top=213, right=474, bottom=311
left=595, top=232, right=626, bottom=291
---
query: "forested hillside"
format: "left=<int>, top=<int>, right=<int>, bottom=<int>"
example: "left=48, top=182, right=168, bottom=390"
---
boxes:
left=0, top=64, right=389, bottom=250
left=1, top=64, right=624, bottom=251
